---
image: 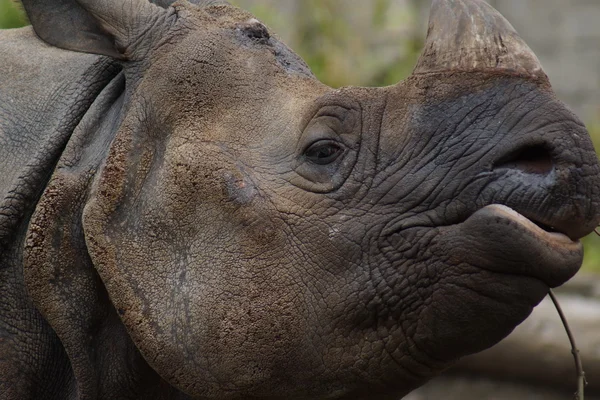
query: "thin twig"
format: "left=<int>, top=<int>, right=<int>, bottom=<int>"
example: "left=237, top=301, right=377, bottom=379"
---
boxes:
left=548, top=289, right=586, bottom=400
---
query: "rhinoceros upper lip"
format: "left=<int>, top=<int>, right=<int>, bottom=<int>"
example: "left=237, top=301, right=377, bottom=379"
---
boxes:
left=485, top=204, right=576, bottom=246
left=383, top=203, right=580, bottom=241
left=509, top=206, right=587, bottom=241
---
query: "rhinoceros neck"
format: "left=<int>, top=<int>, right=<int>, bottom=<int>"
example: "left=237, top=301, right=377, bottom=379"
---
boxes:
left=0, top=27, right=121, bottom=399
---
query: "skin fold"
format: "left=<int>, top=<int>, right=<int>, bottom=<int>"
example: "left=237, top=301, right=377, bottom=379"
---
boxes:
left=0, top=0, right=599, bottom=399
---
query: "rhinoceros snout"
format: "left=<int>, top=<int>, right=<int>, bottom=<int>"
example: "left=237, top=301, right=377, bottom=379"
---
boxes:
left=488, top=113, right=600, bottom=241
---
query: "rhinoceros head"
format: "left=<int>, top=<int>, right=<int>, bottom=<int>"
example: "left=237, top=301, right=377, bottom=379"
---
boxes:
left=20, top=0, right=600, bottom=399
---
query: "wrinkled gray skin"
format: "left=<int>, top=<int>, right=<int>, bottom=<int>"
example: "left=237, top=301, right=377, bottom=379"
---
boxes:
left=1, top=0, right=600, bottom=399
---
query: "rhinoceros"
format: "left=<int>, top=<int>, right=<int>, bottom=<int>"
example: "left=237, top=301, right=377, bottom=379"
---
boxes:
left=1, top=0, right=599, bottom=399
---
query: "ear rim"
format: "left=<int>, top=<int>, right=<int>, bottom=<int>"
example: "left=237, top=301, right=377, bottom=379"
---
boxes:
left=20, top=0, right=166, bottom=60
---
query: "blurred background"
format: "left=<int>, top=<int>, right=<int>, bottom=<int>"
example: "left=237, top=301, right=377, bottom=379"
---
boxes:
left=2, top=1, right=600, bottom=398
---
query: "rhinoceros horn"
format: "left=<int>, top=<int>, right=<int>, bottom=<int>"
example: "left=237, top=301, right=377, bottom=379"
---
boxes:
left=413, top=0, right=546, bottom=79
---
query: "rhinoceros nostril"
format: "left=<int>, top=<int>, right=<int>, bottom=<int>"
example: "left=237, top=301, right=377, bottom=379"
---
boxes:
left=494, top=144, right=554, bottom=175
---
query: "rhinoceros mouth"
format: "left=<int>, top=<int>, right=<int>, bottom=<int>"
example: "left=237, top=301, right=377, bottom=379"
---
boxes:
left=485, top=204, right=577, bottom=246
left=457, top=204, right=583, bottom=287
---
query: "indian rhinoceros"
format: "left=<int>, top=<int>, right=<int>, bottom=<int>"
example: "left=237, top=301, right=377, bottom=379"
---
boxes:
left=1, top=0, right=599, bottom=399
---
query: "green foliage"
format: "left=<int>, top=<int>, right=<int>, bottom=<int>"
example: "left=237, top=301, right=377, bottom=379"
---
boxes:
left=582, top=233, right=600, bottom=273
left=234, top=0, right=422, bottom=88
left=0, top=0, right=28, bottom=29
left=582, top=119, right=600, bottom=273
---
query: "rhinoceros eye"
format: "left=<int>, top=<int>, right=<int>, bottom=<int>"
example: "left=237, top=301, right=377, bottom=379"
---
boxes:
left=304, top=141, right=344, bottom=165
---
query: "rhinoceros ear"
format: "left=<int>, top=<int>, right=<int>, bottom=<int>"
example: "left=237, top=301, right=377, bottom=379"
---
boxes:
left=413, top=0, right=546, bottom=79
left=20, top=0, right=166, bottom=60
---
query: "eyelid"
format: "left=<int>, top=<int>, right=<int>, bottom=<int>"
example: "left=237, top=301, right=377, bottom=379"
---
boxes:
left=301, top=121, right=341, bottom=151
left=309, top=115, right=360, bottom=150
left=304, top=139, right=343, bottom=152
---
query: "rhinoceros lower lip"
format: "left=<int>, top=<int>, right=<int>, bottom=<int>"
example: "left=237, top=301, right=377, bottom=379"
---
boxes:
left=457, top=204, right=583, bottom=287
